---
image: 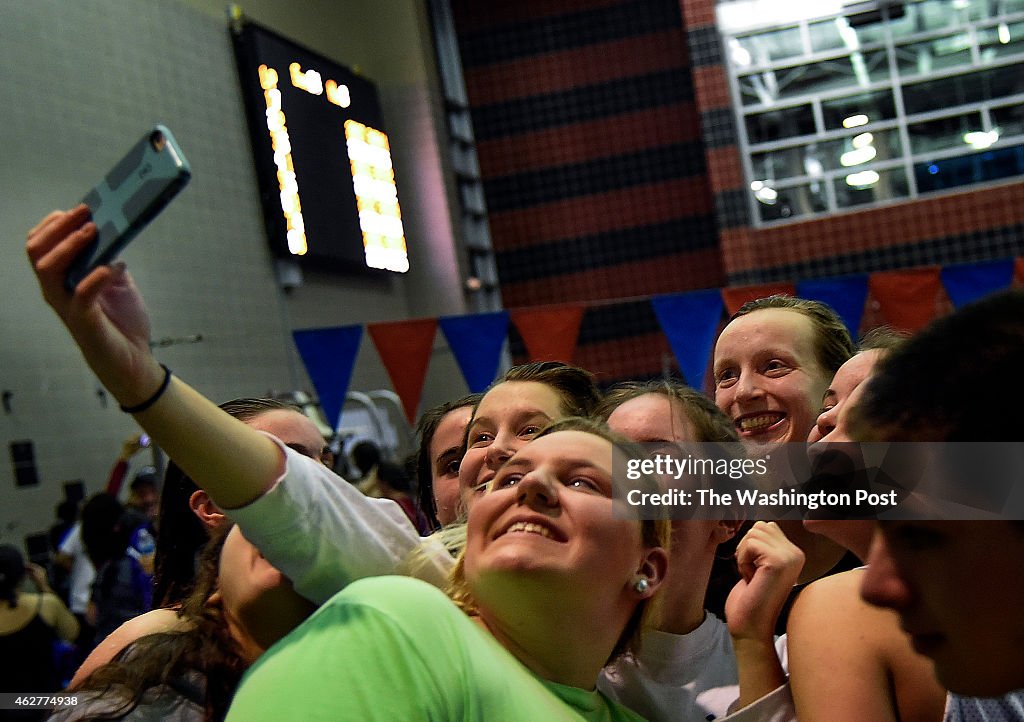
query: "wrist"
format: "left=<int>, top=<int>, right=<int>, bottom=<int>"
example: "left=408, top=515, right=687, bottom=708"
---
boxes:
left=119, top=364, right=172, bottom=414
left=731, top=634, right=778, bottom=654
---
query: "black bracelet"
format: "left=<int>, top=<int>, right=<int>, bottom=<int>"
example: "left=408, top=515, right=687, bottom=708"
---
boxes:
left=120, top=364, right=172, bottom=414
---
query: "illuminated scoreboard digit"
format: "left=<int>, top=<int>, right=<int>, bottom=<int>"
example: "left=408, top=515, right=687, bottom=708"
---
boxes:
left=231, top=17, right=409, bottom=274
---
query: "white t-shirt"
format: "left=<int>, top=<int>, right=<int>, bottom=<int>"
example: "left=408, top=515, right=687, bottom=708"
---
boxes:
left=227, top=437, right=451, bottom=606
left=599, top=613, right=795, bottom=722
left=58, top=522, right=96, bottom=615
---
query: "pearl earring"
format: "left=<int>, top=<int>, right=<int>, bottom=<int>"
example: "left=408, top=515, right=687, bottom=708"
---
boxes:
left=633, top=576, right=650, bottom=594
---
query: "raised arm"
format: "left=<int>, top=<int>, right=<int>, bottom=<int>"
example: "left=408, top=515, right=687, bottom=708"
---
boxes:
left=27, top=206, right=286, bottom=509
left=725, top=521, right=804, bottom=710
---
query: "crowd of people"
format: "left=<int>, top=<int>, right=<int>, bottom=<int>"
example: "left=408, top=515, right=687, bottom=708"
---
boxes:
left=4, top=204, right=1020, bottom=720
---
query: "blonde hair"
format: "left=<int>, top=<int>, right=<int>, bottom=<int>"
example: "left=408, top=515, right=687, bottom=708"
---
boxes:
left=444, top=417, right=670, bottom=663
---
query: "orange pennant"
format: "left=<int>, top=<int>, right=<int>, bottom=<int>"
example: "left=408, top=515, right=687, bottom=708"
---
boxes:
left=509, top=305, right=585, bottom=364
left=366, top=318, right=438, bottom=424
left=868, top=267, right=943, bottom=333
left=721, top=282, right=797, bottom=317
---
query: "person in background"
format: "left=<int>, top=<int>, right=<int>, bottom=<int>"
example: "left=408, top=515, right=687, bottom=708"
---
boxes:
left=48, top=500, right=80, bottom=556
left=125, top=472, right=160, bottom=527
left=54, top=523, right=316, bottom=721
left=104, top=433, right=148, bottom=499
left=413, top=393, right=482, bottom=530
left=54, top=493, right=125, bottom=658
left=351, top=439, right=382, bottom=493
left=47, top=499, right=81, bottom=604
left=852, top=289, right=1024, bottom=721
left=597, top=380, right=801, bottom=721
left=712, top=295, right=858, bottom=620
left=88, top=505, right=154, bottom=651
left=788, top=333, right=947, bottom=722
left=72, top=397, right=330, bottom=688
left=0, top=544, right=79, bottom=720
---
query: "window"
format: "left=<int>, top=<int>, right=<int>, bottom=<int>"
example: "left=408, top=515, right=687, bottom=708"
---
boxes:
left=719, top=0, right=1024, bottom=226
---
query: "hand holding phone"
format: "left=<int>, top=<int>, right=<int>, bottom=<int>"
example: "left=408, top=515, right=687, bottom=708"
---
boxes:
left=64, top=125, right=191, bottom=291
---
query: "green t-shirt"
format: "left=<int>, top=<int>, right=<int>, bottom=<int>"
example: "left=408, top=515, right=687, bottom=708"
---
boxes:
left=227, top=576, right=645, bottom=721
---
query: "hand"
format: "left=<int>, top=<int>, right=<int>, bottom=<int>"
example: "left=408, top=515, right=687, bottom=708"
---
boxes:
left=26, top=206, right=164, bottom=406
left=25, top=563, right=52, bottom=593
left=726, top=521, right=805, bottom=643
left=121, top=433, right=145, bottom=460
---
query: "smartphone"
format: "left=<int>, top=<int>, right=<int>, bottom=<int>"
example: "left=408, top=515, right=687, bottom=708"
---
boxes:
left=64, top=125, right=191, bottom=291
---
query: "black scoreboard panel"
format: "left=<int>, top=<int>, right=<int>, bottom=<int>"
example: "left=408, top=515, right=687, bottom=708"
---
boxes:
left=231, top=17, right=409, bottom=274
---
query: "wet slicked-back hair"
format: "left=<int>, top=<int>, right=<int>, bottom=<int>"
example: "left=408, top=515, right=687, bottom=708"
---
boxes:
left=852, top=289, right=1024, bottom=441
left=492, top=361, right=602, bottom=419
left=596, top=379, right=739, bottom=443
left=730, top=295, right=855, bottom=377
left=857, top=325, right=908, bottom=353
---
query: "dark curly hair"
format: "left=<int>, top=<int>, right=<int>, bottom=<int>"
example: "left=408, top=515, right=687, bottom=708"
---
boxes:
left=70, top=524, right=244, bottom=721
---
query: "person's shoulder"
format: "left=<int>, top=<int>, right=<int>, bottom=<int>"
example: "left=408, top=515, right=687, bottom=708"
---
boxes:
left=70, top=608, right=192, bottom=687
left=788, top=569, right=873, bottom=637
left=312, top=576, right=471, bottom=649
left=789, top=568, right=897, bottom=655
left=38, top=591, right=68, bottom=613
left=330, top=575, right=453, bottom=615
left=793, top=568, right=864, bottom=611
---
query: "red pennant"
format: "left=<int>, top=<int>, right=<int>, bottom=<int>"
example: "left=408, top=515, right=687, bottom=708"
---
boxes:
left=869, top=267, right=942, bottom=333
left=509, top=305, right=585, bottom=363
left=721, top=283, right=796, bottom=317
left=367, top=319, right=438, bottom=424
left=1015, top=257, right=1024, bottom=286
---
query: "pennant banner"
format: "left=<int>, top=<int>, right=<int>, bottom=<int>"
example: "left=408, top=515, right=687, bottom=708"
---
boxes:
left=439, top=311, right=510, bottom=393
left=940, top=259, right=1014, bottom=309
left=796, top=275, right=869, bottom=337
left=292, top=325, right=363, bottom=430
left=294, top=259, right=1015, bottom=430
left=509, top=305, right=584, bottom=363
left=722, top=282, right=796, bottom=316
left=367, top=319, right=438, bottom=424
left=869, top=267, right=942, bottom=333
left=651, top=289, right=724, bottom=389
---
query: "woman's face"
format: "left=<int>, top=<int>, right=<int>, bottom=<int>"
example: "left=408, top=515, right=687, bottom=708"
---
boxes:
left=188, top=408, right=329, bottom=530
left=713, top=308, right=830, bottom=449
left=607, top=393, right=728, bottom=576
left=247, top=409, right=330, bottom=465
left=430, top=405, right=475, bottom=526
left=464, top=430, right=651, bottom=602
left=217, top=526, right=315, bottom=655
left=458, top=381, right=565, bottom=507
left=807, top=349, right=883, bottom=445
left=803, top=351, right=885, bottom=551
left=605, top=393, right=695, bottom=448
